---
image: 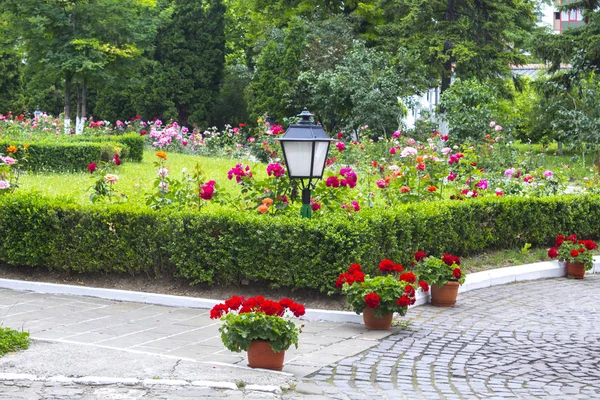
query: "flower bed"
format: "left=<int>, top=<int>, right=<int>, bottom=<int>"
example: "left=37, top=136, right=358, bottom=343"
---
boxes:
left=0, top=193, right=599, bottom=291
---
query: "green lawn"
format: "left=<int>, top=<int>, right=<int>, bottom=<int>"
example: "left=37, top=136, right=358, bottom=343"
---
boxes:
left=19, top=150, right=268, bottom=205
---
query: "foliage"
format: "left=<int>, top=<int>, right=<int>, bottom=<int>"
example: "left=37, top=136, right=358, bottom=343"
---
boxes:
left=0, top=140, right=128, bottom=173
left=547, top=233, right=598, bottom=270
left=150, top=0, right=226, bottom=126
left=0, top=327, right=30, bottom=356
left=412, top=253, right=465, bottom=288
left=301, top=42, right=427, bottom=137
left=335, top=261, right=417, bottom=318
left=210, top=295, right=305, bottom=353
left=87, top=155, right=127, bottom=203
left=2, top=193, right=600, bottom=291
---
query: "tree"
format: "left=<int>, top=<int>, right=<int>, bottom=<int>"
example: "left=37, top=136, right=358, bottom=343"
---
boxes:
left=376, top=0, right=538, bottom=98
left=150, top=0, right=226, bottom=126
left=301, top=41, right=428, bottom=137
left=4, top=0, right=158, bottom=130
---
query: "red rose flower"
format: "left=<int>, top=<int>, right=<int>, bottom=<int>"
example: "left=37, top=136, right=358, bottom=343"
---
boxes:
left=399, top=272, right=416, bottom=284
left=414, top=251, right=427, bottom=262
left=570, top=249, right=579, bottom=258
left=113, top=154, right=121, bottom=166
left=397, top=295, right=410, bottom=307
left=379, top=259, right=395, bottom=272
left=87, top=162, right=97, bottom=173
left=364, top=292, right=380, bottom=308
left=419, top=280, right=429, bottom=292
left=548, top=247, right=559, bottom=259
left=452, top=268, right=462, bottom=280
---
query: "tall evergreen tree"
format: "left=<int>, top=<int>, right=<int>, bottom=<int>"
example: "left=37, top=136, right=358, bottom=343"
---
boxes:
left=152, top=0, right=226, bottom=126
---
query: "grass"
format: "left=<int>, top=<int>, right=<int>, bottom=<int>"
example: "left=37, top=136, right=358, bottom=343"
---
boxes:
left=0, top=327, right=30, bottom=356
left=19, top=150, right=268, bottom=205
left=460, top=246, right=550, bottom=274
left=514, top=141, right=598, bottom=180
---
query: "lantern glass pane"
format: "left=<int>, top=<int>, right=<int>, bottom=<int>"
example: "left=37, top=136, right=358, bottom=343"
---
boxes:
left=311, top=141, right=329, bottom=177
left=282, top=141, right=313, bottom=177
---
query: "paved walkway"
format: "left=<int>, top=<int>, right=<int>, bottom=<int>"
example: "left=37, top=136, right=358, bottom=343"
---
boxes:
left=0, top=275, right=598, bottom=399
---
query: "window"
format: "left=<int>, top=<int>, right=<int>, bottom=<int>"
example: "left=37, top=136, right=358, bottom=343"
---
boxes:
left=569, top=9, right=577, bottom=21
left=554, top=12, right=560, bottom=20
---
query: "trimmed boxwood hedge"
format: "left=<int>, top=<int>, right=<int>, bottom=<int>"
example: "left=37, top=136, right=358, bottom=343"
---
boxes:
left=0, top=194, right=598, bottom=292
left=67, top=133, right=144, bottom=162
left=0, top=141, right=130, bottom=172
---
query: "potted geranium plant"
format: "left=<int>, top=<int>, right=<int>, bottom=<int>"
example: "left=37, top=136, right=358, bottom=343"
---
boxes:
left=210, top=295, right=305, bottom=371
left=413, top=252, right=466, bottom=307
left=548, top=234, right=598, bottom=279
left=335, top=260, right=421, bottom=330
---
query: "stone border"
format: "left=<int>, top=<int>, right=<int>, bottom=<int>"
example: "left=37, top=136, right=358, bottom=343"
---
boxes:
left=0, top=373, right=283, bottom=394
left=0, top=258, right=598, bottom=324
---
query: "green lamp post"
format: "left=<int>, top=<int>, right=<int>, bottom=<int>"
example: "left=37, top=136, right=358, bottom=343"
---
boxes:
left=275, top=108, right=332, bottom=218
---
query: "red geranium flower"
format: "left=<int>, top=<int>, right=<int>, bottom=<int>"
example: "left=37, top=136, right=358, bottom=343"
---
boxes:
left=570, top=249, right=579, bottom=257
left=442, top=254, right=461, bottom=266
left=348, top=263, right=362, bottom=273
left=397, top=295, right=410, bottom=307
left=555, top=235, right=565, bottom=247
left=379, top=259, right=395, bottom=272
left=414, top=251, right=427, bottom=262
left=288, top=302, right=305, bottom=317
left=567, top=234, right=578, bottom=244
left=399, top=272, right=416, bottom=284
left=393, top=263, right=404, bottom=272
left=209, top=303, right=229, bottom=319
left=548, top=247, right=559, bottom=258
left=579, top=240, right=598, bottom=251
left=404, top=285, right=415, bottom=297
left=260, top=299, right=284, bottom=316
left=224, top=296, right=244, bottom=310
left=452, top=268, right=462, bottom=280
left=418, top=280, right=429, bottom=292
left=364, top=292, right=380, bottom=308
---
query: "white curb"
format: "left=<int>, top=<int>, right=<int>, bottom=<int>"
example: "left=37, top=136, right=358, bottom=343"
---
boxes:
left=0, top=257, right=597, bottom=325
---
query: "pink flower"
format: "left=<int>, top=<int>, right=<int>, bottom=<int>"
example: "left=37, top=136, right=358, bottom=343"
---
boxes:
left=389, top=147, right=397, bottom=155
left=326, top=176, right=340, bottom=188
left=0, top=180, right=10, bottom=190
left=158, top=181, right=169, bottom=191
left=1, top=156, right=16, bottom=165
left=199, top=180, right=216, bottom=200
left=495, top=125, right=503, bottom=131
left=336, top=142, right=346, bottom=152
left=400, top=147, right=418, bottom=157
left=447, top=172, right=457, bottom=181
left=392, top=131, right=402, bottom=139
left=311, top=202, right=321, bottom=211
left=337, top=133, right=343, bottom=140
left=441, top=135, right=449, bottom=141
left=351, top=201, right=360, bottom=211
left=504, top=168, right=515, bottom=177
left=113, top=154, right=121, bottom=166
left=441, top=147, right=452, bottom=155
left=489, top=121, right=496, bottom=127
left=248, top=137, right=255, bottom=143
left=227, top=163, right=252, bottom=183
left=543, top=170, right=553, bottom=178
left=376, top=179, right=387, bottom=188
left=475, top=179, right=488, bottom=190
left=157, top=168, right=169, bottom=178
left=104, top=174, right=118, bottom=184
left=523, top=175, right=534, bottom=183
left=267, top=163, right=286, bottom=178
left=87, top=162, right=97, bottom=173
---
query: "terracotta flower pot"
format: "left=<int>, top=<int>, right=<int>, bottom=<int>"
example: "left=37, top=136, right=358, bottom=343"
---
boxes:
left=566, top=261, right=586, bottom=279
left=431, top=281, right=460, bottom=307
left=362, top=307, right=393, bottom=330
left=247, top=340, right=285, bottom=371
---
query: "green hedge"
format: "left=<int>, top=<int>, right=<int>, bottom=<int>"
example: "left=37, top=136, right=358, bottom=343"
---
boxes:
left=67, top=133, right=144, bottom=162
left=0, top=141, right=130, bottom=172
left=0, top=194, right=599, bottom=292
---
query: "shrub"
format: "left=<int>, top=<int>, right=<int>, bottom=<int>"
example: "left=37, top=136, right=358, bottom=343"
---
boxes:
left=69, top=133, right=144, bottom=162
left=0, top=327, right=30, bottom=356
left=0, top=141, right=130, bottom=172
left=0, top=194, right=598, bottom=292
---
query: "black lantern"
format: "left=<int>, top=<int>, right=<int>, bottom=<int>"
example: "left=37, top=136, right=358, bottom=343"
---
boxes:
left=275, top=108, right=331, bottom=218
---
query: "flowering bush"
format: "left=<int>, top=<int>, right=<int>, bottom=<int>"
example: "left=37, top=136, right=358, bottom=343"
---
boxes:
left=413, top=252, right=466, bottom=288
left=548, top=234, right=598, bottom=270
left=0, top=144, right=27, bottom=194
left=335, top=261, right=418, bottom=318
left=87, top=154, right=126, bottom=203
left=210, top=296, right=305, bottom=353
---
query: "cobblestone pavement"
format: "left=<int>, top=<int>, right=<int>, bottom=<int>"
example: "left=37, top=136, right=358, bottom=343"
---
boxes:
left=308, top=275, right=600, bottom=399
